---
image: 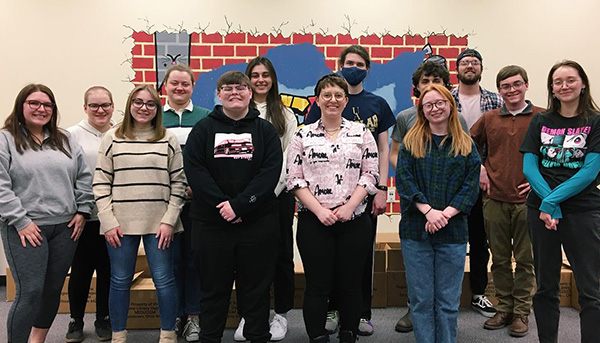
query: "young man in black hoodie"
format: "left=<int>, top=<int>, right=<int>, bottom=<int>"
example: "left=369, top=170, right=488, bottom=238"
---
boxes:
left=183, top=71, right=283, bottom=343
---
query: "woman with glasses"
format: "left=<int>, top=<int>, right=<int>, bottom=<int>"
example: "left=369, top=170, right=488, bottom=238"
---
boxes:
left=65, top=86, right=115, bottom=343
left=0, top=84, right=94, bottom=343
left=521, top=60, right=600, bottom=343
left=93, top=85, right=186, bottom=343
left=396, top=84, right=480, bottom=343
left=287, top=74, right=379, bottom=343
left=183, top=71, right=282, bottom=343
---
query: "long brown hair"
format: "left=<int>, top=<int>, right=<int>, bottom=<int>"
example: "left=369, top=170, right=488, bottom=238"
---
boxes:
left=547, top=60, right=599, bottom=122
left=404, top=84, right=472, bottom=158
left=3, top=84, right=71, bottom=157
left=116, top=85, right=166, bottom=142
left=245, top=57, right=287, bottom=136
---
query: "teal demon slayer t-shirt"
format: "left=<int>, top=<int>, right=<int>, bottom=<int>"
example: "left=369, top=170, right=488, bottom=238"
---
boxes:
left=520, top=110, right=600, bottom=213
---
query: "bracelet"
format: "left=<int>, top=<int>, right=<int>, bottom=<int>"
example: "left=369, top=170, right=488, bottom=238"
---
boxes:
left=424, top=207, right=433, bottom=215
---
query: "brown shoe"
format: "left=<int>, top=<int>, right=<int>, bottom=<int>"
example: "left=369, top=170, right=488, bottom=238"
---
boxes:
left=483, top=311, right=512, bottom=330
left=510, top=314, right=529, bottom=337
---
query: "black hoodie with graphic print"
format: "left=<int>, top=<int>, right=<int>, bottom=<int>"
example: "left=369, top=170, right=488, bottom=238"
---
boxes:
left=183, top=105, right=283, bottom=225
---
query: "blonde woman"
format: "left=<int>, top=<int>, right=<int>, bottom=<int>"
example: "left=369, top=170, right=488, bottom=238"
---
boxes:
left=396, top=84, right=480, bottom=343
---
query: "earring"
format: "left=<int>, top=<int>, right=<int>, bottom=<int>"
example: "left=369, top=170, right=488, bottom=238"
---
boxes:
left=581, top=88, right=586, bottom=95
left=552, top=93, right=556, bottom=98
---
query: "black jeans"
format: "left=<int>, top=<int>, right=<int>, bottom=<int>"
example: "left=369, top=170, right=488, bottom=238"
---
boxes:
left=528, top=208, right=600, bottom=343
left=194, top=215, right=278, bottom=343
left=273, top=191, right=296, bottom=314
left=68, top=220, right=110, bottom=321
left=297, top=211, right=371, bottom=339
left=468, top=192, right=490, bottom=294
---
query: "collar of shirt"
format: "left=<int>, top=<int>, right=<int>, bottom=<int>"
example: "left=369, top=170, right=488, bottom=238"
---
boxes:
left=316, top=117, right=350, bottom=132
left=78, top=119, right=115, bottom=137
left=164, top=100, right=194, bottom=116
left=499, top=100, right=533, bottom=116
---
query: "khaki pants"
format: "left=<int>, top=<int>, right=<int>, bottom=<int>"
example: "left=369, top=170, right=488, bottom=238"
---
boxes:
left=482, top=196, right=535, bottom=315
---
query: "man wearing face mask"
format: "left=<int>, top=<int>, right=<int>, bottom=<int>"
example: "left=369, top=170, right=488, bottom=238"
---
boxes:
left=305, top=45, right=396, bottom=336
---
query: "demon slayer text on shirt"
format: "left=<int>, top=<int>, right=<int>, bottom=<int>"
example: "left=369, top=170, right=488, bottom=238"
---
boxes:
left=520, top=111, right=600, bottom=213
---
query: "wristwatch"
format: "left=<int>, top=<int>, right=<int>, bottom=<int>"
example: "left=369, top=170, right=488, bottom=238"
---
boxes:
left=376, top=185, right=388, bottom=191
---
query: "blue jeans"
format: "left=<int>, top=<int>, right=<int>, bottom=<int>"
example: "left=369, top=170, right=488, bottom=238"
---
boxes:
left=402, top=239, right=466, bottom=343
left=106, top=234, right=176, bottom=331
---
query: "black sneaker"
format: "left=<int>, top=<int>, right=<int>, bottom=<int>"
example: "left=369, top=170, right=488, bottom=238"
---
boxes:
left=175, top=316, right=184, bottom=337
left=94, top=316, right=112, bottom=341
left=66, top=318, right=84, bottom=343
left=471, top=295, right=497, bottom=318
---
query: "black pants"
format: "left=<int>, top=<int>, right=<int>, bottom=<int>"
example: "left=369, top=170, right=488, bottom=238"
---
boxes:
left=468, top=192, right=490, bottom=294
left=68, top=220, right=110, bottom=320
left=273, top=191, right=296, bottom=314
left=173, top=203, right=201, bottom=317
left=297, top=211, right=371, bottom=339
left=328, top=196, right=377, bottom=319
left=528, top=208, right=600, bottom=343
left=194, top=215, right=278, bottom=343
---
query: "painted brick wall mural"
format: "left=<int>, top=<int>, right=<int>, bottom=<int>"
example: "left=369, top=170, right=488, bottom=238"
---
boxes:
left=129, top=30, right=469, bottom=215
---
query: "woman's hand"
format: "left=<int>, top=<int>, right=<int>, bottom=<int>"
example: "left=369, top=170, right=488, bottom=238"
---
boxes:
left=371, top=190, right=387, bottom=216
left=217, top=201, right=237, bottom=222
left=333, top=204, right=354, bottom=222
left=425, top=208, right=449, bottom=230
left=68, top=213, right=86, bottom=241
left=425, top=221, right=438, bottom=234
left=539, top=211, right=559, bottom=231
left=105, top=226, right=123, bottom=248
left=316, top=207, right=338, bottom=226
left=18, top=221, right=43, bottom=247
left=156, top=223, right=174, bottom=250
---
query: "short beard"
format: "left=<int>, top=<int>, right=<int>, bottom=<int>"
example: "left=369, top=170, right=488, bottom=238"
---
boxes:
left=458, top=73, right=481, bottom=86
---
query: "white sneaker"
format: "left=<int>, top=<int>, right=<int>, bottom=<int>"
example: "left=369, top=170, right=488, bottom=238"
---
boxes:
left=183, top=316, right=200, bottom=342
left=234, top=318, right=246, bottom=342
left=325, top=310, right=339, bottom=334
left=269, top=314, right=288, bottom=341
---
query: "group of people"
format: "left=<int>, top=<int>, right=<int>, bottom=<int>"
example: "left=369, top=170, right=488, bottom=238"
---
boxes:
left=0, top=44, right=598, bottom=343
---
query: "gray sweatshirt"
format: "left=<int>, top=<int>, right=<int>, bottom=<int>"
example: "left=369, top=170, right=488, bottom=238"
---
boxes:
left=0, top=129, right=94, bottom=230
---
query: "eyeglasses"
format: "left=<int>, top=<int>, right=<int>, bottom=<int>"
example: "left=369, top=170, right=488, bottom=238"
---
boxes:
left=552, top=78, right=580, bottom=88
left=499, top=81, right=525, bottom=91
left=87, top=103, right=112, bottom=111
left=320, top=92, right=346, bottom=101
left=131, top=98, right=158, bottom=110
left=25, top=100, right=55, bottom=111
left=422, top=100, right=448, bottom=112
left=459, top=60, right=481, bottom=67
left=220, top=85, right=248, bottom=93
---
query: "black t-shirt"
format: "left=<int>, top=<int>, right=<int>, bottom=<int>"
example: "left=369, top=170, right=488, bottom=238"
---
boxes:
left=520, top=110, right=600, bottom=213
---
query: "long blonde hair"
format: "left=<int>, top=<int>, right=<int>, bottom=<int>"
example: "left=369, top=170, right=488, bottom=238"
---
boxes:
left=403, top=84, right=472, bottom=158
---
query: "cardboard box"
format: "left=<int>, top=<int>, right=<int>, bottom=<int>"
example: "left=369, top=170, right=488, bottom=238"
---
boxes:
left=386, top=242, right=404, bottom=271
left=386, top=271, right=407, bottom=306
left=374, top=243, right=387, bottom=272
left=371, top=272, right=387, bottom=308
left=375, top=232, right=400, bottom=244
left=126, top=277, right=161, bottom=329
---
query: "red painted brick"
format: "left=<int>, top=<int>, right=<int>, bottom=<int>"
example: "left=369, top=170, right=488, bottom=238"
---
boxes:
left=225, top=33, right=246, bottom=43
left=133, top=70, right=143, bottom=82
left=144, top=70, right=156, bottom=82
left=202, top=58, right=224, bottom=70
left=248, top=34, right=268, bottom=44
left=371, top=47, right=392, bottom=58
left=427, top=34, right=448, bottom=46
left=270, top=34, right=291, bottom=44
left=132, top=31, right=153, bottom=43
left=438, top=47, right=460, bottom=59
left=392, top=202, right=400, bottom=213
left=160, top=97, right=166, bottom=106
left=189, top=59, right=201, bottom=70
left=326, top=59, right=336, bottom=71
left=143, top=44, right=155, bottom=56
left=259, top=46, right=272, bottom=56
left=190, top=33, right=200, bottom=44
left=449, top=60, right=457, bottom=71
left=131, top=44, right=142, bottom=56
left=382, top=35, right=403, bottom=45
left=326, top=46, right=344, bottom=59
left=292, top=33, right=314, bottom=44
left=405, top=35, right=425, bottom=46
left=372, top=59, right=384, bottom=64
left=450, top=35, right=468, bottom=46
left=213, top=45, right=234, bottom=57
left=236, top=45, right=257, bottom=57
left=360, top=34, right=380, bottom=45
left=393, top=47, right=415, bottom=57
left=316, top=47, right=325, bottom=54
left=191, top=45, right=211, bottom=56
left=450, top=74, right=458, bottom=85
left=337, top=34, right=358, bottom=45
left=315, top=34, right=336, bottom=44
left=202, top=33, right=223, bottom=43
left=132, top=57, right=153, bottom=69
left=226, top=58, right=247, bottom=64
